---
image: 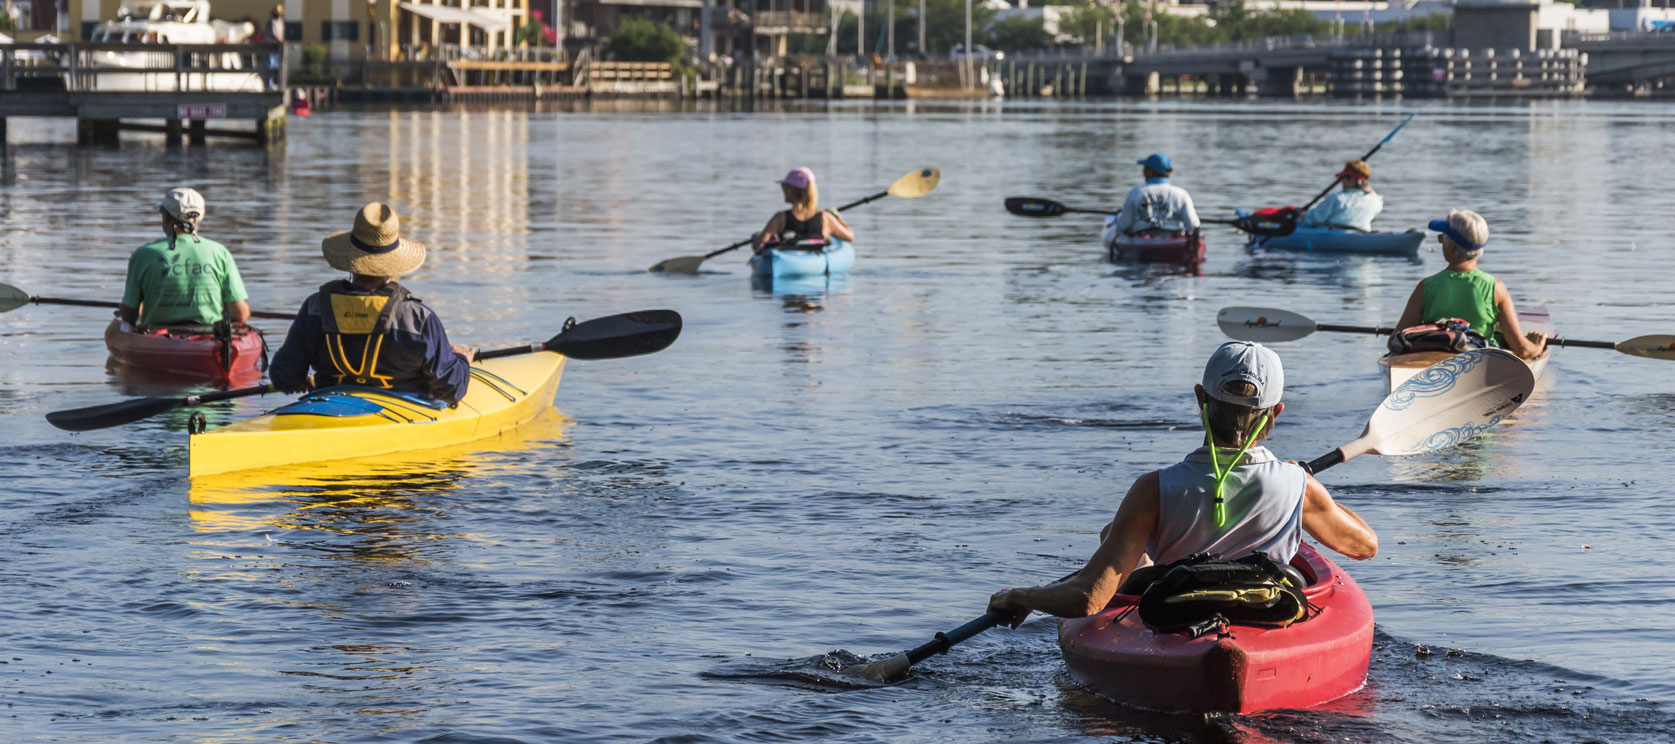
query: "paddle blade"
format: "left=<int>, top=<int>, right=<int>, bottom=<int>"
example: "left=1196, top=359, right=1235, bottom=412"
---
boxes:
left=887, top=168, right=941, bottom=199
left=1617, top=335, right=1675, bottom=360
left=647, top=255, right=708, bottom=275
left=46, top=396, right=184, bottom=432
left=0, top=282, right=32, bottom=313
left=1004, top=197, right=1069, bottom=218
left=1356, top=349, right=1534, bottom=457
left=548, top=310, right=682, bottom=360
left=1216, top=307, right=1317, bottom=343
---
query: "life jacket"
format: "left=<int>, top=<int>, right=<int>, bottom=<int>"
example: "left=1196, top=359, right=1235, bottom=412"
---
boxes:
left=1387, top=318, right=1488, bottom=355
left=315, top=281, right=415, bottom=388
left=1136, top=551, right=1310, bottom=637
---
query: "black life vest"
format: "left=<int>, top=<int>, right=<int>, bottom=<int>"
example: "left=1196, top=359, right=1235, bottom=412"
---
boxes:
left=315, top=281, right=414, bottom=388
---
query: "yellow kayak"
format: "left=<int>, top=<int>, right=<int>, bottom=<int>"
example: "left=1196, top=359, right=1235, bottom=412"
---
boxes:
left=189, top=351, right=566, bottom=477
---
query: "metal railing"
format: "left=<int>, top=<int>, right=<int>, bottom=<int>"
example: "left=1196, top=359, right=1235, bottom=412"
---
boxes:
left=0, top=42, right=285, bottom=93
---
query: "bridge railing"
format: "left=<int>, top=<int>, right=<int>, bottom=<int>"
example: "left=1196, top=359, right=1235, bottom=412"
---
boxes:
left=1563, top=30, right=1675, bottom=44
left=0, top=42, right=286, bottom=93
left=1004, top=30, right=1445, bottom=61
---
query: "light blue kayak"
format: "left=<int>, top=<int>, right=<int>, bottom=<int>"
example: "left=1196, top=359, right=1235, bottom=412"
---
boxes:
left=749, top=239, right=855, bottom=278
left=1245, top=225, right=1423, bottom=257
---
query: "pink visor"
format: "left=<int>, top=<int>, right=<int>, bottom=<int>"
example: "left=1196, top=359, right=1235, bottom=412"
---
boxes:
left=775, top=167, right=814, bottom=189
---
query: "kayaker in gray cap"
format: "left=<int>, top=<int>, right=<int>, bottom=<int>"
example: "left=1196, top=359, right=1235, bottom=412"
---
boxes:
left=269, top=202, right=476, bottom=405
left=987, top=342, right=1378, bottom=625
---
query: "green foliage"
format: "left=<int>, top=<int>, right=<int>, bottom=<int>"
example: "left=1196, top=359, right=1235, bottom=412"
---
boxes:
left=514, top=17, right=545, bottom=46
left=987, top=14, right=1053, bottom=51
left=605, top=16, right=685, bottom=64
left=290, top=43, right=338, bottom=85
left=1375, top=13, right=1451, bottom=33
left=0, top=13, right=15, bottom=32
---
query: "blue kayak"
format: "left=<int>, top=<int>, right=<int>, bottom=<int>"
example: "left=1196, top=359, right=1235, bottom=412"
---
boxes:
left=1244, top=225, right=1423, bottom=257
left=749, top=239, right=855, bottom=278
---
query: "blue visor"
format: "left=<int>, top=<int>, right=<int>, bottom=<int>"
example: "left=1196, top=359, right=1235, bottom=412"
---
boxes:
left=1428, top=219, right=1486, bottom=251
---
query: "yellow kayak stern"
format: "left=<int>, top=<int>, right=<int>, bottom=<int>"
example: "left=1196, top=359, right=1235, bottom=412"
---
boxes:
left=189, top=352, right=566, bottom=477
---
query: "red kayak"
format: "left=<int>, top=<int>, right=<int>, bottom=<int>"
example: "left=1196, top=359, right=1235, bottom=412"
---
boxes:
left=1105, top=232, right=1206, bottom=267
left=1058, top=543, right=1372, bottom=714
left=104, top=318, right=266, bottom=382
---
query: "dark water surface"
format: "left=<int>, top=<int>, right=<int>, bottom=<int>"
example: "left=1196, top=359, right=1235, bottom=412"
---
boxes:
left=2, top=100, right=1673, bottom=742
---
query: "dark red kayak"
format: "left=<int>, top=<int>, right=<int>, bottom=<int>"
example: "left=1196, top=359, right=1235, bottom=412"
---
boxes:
left=104, top=318, right=265, bottom=383
left=1104, top=232, right=1206, bottom=267
left=1058, top=543, right=1373, bottom=714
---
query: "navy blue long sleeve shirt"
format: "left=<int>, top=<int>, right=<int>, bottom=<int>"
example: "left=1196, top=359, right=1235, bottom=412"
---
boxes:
left=270, top=281, right=472, bottom=405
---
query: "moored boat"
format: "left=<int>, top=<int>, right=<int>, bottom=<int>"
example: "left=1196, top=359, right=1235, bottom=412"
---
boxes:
left=1379, top=306, right=1553, bottom=392
left=105, top=317, right=265, bottom=381
left=1058, top=543, right=1373, bottom=714
left=749, top=238, right=855, bottom=278
left=188, top=351, right=566, bottom=477
left=1242, top=222, right=1424, bottom=258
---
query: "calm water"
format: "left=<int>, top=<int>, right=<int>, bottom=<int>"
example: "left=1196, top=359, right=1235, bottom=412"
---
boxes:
left=2, top=99, right=1673, bottom=743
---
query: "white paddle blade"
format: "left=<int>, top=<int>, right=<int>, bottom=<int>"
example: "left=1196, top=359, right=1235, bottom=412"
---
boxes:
left=1216, top=307, right=1317, bottom=343
left=887, top=168, right=941, bottom=199
left=1358, top=348, right=1535, bottom=457
left=0, top=282, right=31, bottom=313
left=1617, top=335, right=1675, bottom=361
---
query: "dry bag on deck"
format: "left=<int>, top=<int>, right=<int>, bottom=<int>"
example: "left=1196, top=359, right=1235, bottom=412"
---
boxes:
left=1137, top=551, right=1309, bottom=636
left=1387, top=318, right=1487, bottom=355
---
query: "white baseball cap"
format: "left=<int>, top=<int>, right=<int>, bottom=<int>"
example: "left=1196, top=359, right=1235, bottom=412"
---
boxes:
left=1202, top=341, right=1284, bottom=409
left=158, top=187, right=206, bottom=224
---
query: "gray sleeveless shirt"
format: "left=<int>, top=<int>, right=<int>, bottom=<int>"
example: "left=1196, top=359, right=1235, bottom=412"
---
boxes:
left=1148, top=446, right=1307, bottom=565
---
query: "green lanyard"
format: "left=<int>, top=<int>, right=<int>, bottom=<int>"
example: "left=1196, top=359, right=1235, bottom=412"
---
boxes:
left=1199, top=404, right=1271, bottom=527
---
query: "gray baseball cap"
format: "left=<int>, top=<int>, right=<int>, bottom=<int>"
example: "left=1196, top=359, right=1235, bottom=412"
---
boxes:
left=1202, top=341, right=1284, bottom=408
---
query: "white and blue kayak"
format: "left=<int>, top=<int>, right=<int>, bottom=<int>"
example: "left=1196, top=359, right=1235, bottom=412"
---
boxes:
left=1236, top=211, right=1423, bottom=257
left=749, top=238, right=855, bottom=278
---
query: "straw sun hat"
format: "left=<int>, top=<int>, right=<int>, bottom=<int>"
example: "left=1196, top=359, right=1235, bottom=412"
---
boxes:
left=321, top=202, right=426, bottom=277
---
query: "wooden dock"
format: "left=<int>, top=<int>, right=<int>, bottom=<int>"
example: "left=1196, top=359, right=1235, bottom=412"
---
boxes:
left=0, top=42, right=287, bottom=145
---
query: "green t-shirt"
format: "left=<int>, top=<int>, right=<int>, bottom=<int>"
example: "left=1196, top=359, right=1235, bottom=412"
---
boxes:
left=121, top=236, right=249, bottom=326
left=1420, top=269, right=1498, bottom=341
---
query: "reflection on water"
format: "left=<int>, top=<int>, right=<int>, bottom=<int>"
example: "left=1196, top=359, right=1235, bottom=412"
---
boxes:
left=188, top=408, right=570, bottom=537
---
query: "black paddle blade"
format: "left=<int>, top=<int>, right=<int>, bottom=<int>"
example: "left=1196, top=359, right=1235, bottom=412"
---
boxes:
left=46, top=396, right=184, bottom=432
left=1004, top=197, right=1067, bottom=218
left=547, top=309, right=682, bottom=360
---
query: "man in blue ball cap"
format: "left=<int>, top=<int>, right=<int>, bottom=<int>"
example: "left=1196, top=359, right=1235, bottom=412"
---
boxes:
left=1106, top=152, right=1201, bottom=241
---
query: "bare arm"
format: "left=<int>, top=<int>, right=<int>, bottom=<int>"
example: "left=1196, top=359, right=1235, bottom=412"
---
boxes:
left=1395, top=281, right=1425, bottom=331
left=1299, top=472, right=1378, bottom=560
left=1493, top=280, right=1546, bottom=360
left=822, top=210, right=855, bottom=242
left=751, top=212, right=786, bottom=253
left=988, top=472, right=1159, bottom=624
left=225, top=300, right=251, bottom=325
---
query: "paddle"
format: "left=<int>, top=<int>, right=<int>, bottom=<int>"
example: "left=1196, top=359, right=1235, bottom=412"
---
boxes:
left=646, top=168, right=942, bottom=274
left=1216, top=306, right=1675, bottom=361
left=1297, top=112, right=1418, bottom=213
left=45, top=309, right=683, bottom=432
left=1003, top=197, right=1243, bottom=225
left=848, top=347, right=1536, bottom=683
left=1, top=281, right=297, bottom=321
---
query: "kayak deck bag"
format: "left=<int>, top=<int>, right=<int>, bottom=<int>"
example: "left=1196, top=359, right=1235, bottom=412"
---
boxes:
left=1136, top=551, right=1311, bottom=637
left=1387, top=317, right=1488, bottom=355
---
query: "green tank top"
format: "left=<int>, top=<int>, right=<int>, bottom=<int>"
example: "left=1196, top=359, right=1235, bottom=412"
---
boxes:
left=1419, top=269, right=1498, bottom=340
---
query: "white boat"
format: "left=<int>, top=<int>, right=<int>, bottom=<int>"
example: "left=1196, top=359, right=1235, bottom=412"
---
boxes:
left=86, top=0, right=265, bottom=92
